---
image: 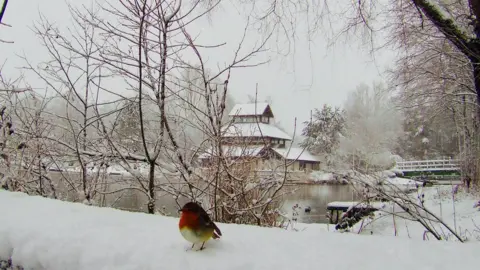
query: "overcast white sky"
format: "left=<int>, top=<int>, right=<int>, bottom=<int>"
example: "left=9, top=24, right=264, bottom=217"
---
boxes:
left=0, top=0, right=395, bottom=135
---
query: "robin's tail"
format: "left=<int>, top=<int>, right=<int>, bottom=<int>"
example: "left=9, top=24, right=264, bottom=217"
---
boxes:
left=212, top=222, right=222, bottom=239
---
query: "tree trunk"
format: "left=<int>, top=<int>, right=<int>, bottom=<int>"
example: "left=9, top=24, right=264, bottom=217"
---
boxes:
left=0, top=0, right=8, bottom=24
left=147, top=162, right=155, bottom=214
left=472, top=58, right=480, bottom=125
left=468, top=56, right=480, bottom=186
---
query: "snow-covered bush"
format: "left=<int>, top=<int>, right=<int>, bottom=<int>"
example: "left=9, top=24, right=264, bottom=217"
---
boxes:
left=309, top=171, right=334, bottom=182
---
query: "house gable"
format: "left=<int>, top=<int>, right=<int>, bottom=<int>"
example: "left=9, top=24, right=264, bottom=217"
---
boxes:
left=228, top=103, right=274, bottom=118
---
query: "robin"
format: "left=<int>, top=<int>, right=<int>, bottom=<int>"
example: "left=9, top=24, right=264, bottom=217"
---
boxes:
left=178, top=202, right=222, bottom=250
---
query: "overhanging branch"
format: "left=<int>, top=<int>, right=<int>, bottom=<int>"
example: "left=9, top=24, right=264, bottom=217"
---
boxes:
left=412, top=0, right=474, bottom=58
left=0, top=0, right=8, bottom=24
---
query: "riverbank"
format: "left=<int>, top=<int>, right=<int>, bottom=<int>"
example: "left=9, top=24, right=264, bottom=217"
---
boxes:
left=40, top=169, right=466, bottom=226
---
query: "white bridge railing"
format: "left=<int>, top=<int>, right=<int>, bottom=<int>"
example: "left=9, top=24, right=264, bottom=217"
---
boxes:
left=395, top=159, right=460, bottom=172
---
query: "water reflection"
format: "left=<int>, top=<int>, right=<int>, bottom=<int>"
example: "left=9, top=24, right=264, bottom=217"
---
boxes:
left=281, top=185, right=360, bottom=224
left=48, top=172, right=359, bottom=224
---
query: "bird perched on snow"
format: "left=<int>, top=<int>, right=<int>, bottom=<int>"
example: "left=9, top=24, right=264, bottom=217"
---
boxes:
left=178, top=202, right=222, bottom=250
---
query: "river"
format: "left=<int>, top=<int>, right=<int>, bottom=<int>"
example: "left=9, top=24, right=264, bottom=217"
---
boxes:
left=281, top=185, right=360, bottom=223
left=47, top=172, right=360, bottom=224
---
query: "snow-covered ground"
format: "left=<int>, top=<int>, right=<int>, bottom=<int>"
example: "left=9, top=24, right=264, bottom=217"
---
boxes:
left=351, top=186, right=480, bottom=241
left=309, top=169, right=421, bottom=192
left=0, top=190, right=479, bottom=270
left=352, top=170, right=422, bottom=192
left=47, top=163, right=150, bottom=176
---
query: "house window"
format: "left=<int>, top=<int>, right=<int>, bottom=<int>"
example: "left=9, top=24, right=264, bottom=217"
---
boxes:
left=299, top=161, right=306, bottom=171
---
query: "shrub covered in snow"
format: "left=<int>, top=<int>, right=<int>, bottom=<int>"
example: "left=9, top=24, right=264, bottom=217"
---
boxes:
left=309, top=171, right=334, bottom=182
left=308, top=171, right=349, bottom=184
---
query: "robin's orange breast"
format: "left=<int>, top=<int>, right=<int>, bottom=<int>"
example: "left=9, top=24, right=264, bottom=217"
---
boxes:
left=179, top=211, right=215, bottom=244
left=179, top=210, right=200, bottom=230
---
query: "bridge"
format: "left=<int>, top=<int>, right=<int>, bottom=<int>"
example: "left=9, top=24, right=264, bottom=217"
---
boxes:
left=394, top=159, right=460, bottom=172
left=394, top=159, right=461, bottom=181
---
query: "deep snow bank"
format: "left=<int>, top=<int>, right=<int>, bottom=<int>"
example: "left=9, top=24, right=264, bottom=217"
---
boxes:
left=0, top=191, right=478, bottom=270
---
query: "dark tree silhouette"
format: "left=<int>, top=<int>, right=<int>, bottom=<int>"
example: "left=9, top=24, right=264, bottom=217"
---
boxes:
left=0, top=0, right=9, bottom=24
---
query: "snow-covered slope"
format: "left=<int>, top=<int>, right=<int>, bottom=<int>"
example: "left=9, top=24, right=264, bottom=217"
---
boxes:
left=0, top=190, right=478, bottom=270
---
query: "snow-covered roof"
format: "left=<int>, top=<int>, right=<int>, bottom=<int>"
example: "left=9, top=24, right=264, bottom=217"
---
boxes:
left=271, top=147, right=320, bottom=162
left=228, top=103, right=272, bottom=117
left=222, top=123, right=292, bottom=140
left=199, top=146, right=266, bottom=159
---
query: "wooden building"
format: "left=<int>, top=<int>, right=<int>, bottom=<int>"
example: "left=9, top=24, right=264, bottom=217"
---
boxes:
left=199, top=102, right=320, bottom=172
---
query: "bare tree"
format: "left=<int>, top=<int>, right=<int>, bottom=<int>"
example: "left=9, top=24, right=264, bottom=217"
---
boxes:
left=0, top=0, right=12, bottom=44
left=242, top=0, right=480, bottom=185
left=384, top=2, right=478, bottom=186
left=331, top=82, right=403, bottom=172
left=59, top=0, right=276, bottom=218
left=18, top=11, right=125, bottom=204
left=2, top=0, right=311, bottom=227
left=0, top=67, right=61, bottom=198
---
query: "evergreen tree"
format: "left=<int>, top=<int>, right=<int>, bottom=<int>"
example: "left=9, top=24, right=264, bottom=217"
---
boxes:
left=117, top=98, right=142, bottom=153
left=300, top=104, right=345, bottom=155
